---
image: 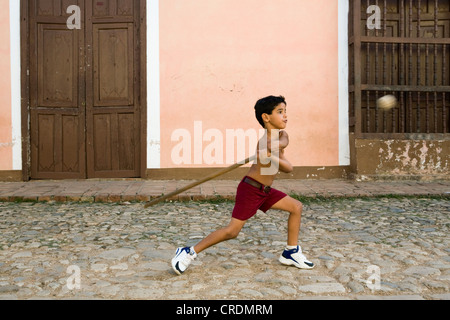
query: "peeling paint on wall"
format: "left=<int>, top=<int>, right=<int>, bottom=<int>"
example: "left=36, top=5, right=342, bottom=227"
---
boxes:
left=355, top=139, right=449, bottom=179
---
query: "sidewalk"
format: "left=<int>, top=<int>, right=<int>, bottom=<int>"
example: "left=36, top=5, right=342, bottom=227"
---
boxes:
left=0, top=178, right=449, bottom=203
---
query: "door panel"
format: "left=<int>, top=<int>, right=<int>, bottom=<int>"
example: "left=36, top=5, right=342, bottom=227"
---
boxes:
left=38, top=26, right=77, bottom=107
left=93, top=24, right=134, bottom=107
left=86, top=0, right=141, bottom=178
left=30, top=0, right=86, bottom=179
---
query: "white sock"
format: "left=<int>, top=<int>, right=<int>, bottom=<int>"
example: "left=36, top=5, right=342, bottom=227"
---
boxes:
left=286, top=245, right=298, bottom=250
left=190, top=246, right=197, bottom=256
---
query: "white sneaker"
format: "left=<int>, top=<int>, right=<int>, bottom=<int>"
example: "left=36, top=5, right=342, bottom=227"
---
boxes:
left=279, top=246, right=314, bottom=269
left=171, top=247, right=197, bottom=275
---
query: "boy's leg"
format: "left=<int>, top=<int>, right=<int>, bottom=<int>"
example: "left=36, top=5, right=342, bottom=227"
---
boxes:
left=172, top=218, right=246, bottom=275
left=269, top=196, right=303, bottom=246
left=270, top=195, right=314, bottom=269
left=194, top=218, right=246, bottom=254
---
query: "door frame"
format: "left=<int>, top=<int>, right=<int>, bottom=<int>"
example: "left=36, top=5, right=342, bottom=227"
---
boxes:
left=20, top=0, right=147, bottom=180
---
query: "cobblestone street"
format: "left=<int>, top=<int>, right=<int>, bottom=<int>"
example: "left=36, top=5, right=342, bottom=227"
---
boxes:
left=0, top=196, right=449, bottom=300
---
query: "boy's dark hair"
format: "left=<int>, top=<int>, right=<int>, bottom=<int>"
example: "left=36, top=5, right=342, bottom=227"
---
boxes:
left=254, top=95, right=286, bottom=128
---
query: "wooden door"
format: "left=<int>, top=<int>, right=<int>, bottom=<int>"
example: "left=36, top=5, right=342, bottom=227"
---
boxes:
left=86, top=0, right=141, bottom=178
left=29, top=0, right=86, bottom=179
left=28, top=0, right=144, bottom=179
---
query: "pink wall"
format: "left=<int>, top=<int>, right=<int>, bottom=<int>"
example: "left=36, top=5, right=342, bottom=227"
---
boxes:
left=0, top=0, right=340, bottom=173
left=0, top=2, right=12, bottom=170
left=160, top=0, right=339, bottom=168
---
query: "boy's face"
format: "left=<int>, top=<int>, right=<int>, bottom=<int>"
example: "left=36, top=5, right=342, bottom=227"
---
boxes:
left=262, top=103, right=287, bottom=130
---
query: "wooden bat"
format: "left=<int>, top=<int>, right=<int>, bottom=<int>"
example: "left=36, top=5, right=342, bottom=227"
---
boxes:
left=144, top=154, right=256, bottom=208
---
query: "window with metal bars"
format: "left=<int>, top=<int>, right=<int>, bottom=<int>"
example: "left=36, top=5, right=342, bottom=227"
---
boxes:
left=349, top=0, right=450, bottom=137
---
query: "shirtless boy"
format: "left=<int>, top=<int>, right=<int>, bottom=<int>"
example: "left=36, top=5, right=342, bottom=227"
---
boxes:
left=171, top=95, right=314, bottom=275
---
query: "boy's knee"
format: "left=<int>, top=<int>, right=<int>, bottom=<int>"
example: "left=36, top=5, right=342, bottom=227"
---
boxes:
left=293, top=200, right=303, bottom=214
left=297, top=200, right=303, bottom=212
left=224, top=227, right=240, bottom=240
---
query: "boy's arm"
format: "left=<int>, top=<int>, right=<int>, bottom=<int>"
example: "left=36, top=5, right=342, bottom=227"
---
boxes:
left=279, top=130, right=289, bottom=150
left=267, top=149, right=293, bottom=173
left=264, top=130, right=289, bottom=154
left=258, top=147, right=293, bottom=174
left=257, top=130, right=293, bottom=173
left=272, top=131, right=291, bottom=173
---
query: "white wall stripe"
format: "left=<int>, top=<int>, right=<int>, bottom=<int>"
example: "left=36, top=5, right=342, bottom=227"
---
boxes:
left=338, top=0, right=350, bottom=166
left=10, top=0, right=22, bottom=170
left=147, top=0, right=161, bottom=169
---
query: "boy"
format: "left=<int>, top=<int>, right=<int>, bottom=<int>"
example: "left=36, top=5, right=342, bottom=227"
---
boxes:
left=171, top=95, right=314, bottom=275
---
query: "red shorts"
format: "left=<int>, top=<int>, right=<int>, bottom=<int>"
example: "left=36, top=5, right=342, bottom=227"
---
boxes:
left=232, top=176, right=288, bottom=221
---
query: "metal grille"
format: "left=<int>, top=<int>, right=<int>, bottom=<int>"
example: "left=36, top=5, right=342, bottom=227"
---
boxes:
left=349, top=0, right=450, bottom=137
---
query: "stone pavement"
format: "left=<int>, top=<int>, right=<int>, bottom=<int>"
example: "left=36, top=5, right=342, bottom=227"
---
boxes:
left=0, top=179, right=449, bottom=300
left=0, top=178, right=449, bottom=203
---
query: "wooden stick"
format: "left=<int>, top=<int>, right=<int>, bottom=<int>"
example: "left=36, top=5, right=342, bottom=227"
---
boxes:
left=144, top=155, right=256, bottom=208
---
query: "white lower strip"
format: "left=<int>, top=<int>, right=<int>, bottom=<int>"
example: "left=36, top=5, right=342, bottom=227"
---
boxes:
left=10, top=0, right=22, bottom=170
left=147, top=0, right=161, bottom=169
left=338, top=0, right=350, bottom=166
